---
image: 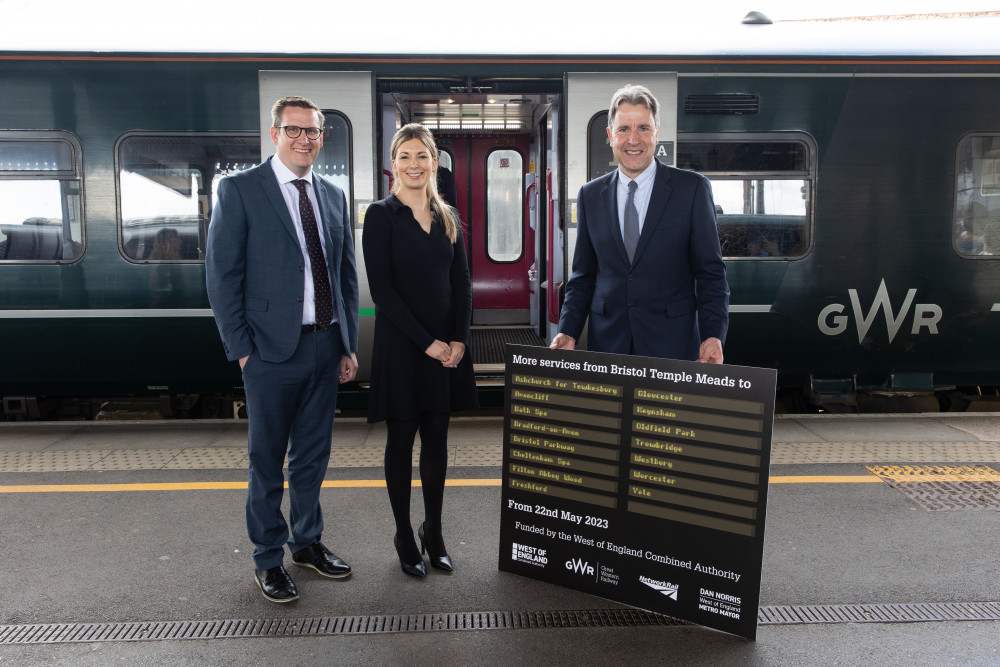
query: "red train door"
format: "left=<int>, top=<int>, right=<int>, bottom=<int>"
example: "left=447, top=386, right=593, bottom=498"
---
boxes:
left=437, top=134, right=531, bottom=325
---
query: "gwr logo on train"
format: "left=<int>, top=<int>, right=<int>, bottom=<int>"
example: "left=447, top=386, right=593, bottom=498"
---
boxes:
left=817, top=279, right=942, bottom=343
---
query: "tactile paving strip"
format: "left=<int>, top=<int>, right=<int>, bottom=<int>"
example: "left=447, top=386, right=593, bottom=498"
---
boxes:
left=777, top=442, right=1000, bottom=464
left=165, top=449, right=248, bottom=470
left=454, top=445, right=504, bottom=466
left=96, top=450, right=180, bottom=471
left=330, top=446, right=386, bottom=468
left=0, top=450, right=114, bottom=472
left=2, top=441, right=998, bottom=472
left=865, top=465, right=1000, bottom=510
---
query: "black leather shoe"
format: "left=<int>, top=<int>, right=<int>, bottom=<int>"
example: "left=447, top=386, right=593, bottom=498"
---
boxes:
left=254, top=565, right=299, bottom=603
left=419, top=521, right=454, bottom=572
left=394, top=533, right=427, bottom=578
left=291, top=542, right=352, bottom=579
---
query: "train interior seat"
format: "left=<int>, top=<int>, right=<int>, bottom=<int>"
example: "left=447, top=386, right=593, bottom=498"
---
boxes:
left=0, top=221, right=63, bottom=260
left=123, top=217, right=203, bottom=260
left=718, top=214, right=806, bottom=257
left=982, top=217, right=1000, bottom=254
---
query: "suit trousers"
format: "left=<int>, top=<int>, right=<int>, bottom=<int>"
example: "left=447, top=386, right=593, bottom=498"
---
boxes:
left=242, top=324, right=343, bottom=569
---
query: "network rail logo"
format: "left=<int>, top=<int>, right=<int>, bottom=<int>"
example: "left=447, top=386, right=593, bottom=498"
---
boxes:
left=640, top=575, right=679, bottom=600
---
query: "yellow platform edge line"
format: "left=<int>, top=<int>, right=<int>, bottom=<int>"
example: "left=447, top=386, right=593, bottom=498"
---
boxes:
left=1, top=476, right=876, bottom=493
left=769, top=475, right=883, bottom=484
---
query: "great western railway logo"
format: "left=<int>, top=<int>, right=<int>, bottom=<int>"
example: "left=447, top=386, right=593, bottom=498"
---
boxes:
left=817, top=279, right=942, bottom=344
left=565, top=557, right=595, bottom=577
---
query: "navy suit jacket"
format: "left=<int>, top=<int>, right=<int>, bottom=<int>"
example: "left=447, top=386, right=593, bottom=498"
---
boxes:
left=205, top=157, right=359, bottom=363
left=558, top=160, right=729, bottom=360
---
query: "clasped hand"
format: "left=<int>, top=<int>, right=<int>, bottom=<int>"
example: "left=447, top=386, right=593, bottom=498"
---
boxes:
left=425, top=339, right=466, bottom=368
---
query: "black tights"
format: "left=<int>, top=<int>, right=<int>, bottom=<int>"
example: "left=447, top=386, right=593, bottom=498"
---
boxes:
left=385, top=411, right=450, bottom=554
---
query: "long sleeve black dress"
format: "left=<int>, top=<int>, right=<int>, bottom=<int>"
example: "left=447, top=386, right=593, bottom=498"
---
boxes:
left=363, top=194, right=479, bottom=422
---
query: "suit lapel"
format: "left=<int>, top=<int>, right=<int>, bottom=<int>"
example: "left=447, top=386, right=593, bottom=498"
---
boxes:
left=600, top=171, right=631, bottom=265
left=310, top=176, right=341, bottom=295
left=632, top=161, right=674, bottom=265
left=312, top=178, right=338, bottom=265
left=257, top=157, right=300, bottom=246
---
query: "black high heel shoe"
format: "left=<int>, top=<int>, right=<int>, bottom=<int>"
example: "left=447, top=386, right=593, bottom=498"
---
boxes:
left=394, top=533, right=426, bottom=578
left=418, top=522, right=454, bottom=572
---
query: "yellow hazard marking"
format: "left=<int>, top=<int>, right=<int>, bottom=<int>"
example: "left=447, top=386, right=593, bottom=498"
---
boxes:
left=444, top=479, right=503, bottom=486
left=0, top=482, right=249, bottom=493
left=0, top=476, right=881, bottom=493
left=866, top=465, right=1000, bottom=483
left=0, top=479, right=502, bottom=493
left=769, top=475, right=882, bottom=484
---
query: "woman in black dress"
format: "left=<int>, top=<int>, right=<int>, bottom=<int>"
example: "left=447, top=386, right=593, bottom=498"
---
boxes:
left=362, top=124, right=478, bottom=577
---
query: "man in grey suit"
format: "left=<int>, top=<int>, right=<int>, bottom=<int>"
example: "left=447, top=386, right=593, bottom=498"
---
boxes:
left=206, top=96, right=360, bottom=603
left=551, top=84, right=729, bottom=363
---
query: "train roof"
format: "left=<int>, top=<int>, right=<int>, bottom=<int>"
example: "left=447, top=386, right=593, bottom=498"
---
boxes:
left=2, top=0, right=1000, bottom=58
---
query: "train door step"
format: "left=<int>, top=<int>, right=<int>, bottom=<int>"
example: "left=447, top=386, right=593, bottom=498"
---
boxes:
left=472, top=326, right=547, bottom=381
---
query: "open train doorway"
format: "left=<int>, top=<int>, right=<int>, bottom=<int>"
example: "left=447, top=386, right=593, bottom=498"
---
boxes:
left=378, top=82, right=557, bottom=379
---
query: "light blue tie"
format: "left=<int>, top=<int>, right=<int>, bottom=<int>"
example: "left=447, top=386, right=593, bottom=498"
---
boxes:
left=624, top=179, right=639, bottom=262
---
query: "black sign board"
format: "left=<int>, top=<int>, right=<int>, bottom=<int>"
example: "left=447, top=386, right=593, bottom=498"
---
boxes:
left=498, top=345, right=776, bottom=639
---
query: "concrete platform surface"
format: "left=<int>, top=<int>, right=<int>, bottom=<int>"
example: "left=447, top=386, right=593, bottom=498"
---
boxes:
left=1, top=414, right=1000, bottom=666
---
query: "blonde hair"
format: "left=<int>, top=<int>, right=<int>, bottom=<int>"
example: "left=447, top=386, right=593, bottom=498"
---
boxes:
left=390, top=123, right=458, bottom=243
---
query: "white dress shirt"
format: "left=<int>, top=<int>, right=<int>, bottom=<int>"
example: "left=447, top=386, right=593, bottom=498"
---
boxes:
left=616, top=160, right=657, bottom=242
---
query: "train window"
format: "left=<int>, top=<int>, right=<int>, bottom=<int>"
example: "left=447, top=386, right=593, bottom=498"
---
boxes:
left=955, top=134, right=1000, bottom=257
left=438, top=149, right=454, bottom=172
left=436, top=148, right=458, bottom=209
left=485, top=149, right=524, bottom=262
left=0, top=132, right=84, bottom=263
left=678, top=138, right=813, bottom=259
left=313, top=111, right=352, bottom=209
left=585, top=125, right=813, bottom=258
left=587, top=112, right=617, bottom=181
left=117, top=134, right=259, bottom=262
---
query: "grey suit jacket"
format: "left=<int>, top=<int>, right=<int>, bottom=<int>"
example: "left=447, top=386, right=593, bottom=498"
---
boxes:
left=205, top=157, right=359, bottom=363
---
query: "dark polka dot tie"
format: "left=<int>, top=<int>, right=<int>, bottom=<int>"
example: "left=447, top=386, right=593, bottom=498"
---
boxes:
left=292, top=179, right=333, bottom=328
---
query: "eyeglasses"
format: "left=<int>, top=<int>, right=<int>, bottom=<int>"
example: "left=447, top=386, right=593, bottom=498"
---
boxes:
left=275, top=125, right=323, bottom=140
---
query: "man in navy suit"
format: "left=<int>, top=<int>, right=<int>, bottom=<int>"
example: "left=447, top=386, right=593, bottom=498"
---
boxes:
left=206, top=96, right=360, bottom=603
left=551, top=84, right=729, bottom=362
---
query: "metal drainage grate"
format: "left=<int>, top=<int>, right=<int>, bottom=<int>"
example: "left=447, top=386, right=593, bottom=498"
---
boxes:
left=0, top=609, right=682, bottom=645
left=6, top=603, right=1000, bottom=645
left=759, top=601, right=1000, bottom=625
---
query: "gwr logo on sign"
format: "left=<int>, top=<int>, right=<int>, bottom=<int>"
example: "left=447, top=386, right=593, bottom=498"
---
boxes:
left=565, top=557, right=595, bottom=576
left=817, top=279, right=942, bottom=343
